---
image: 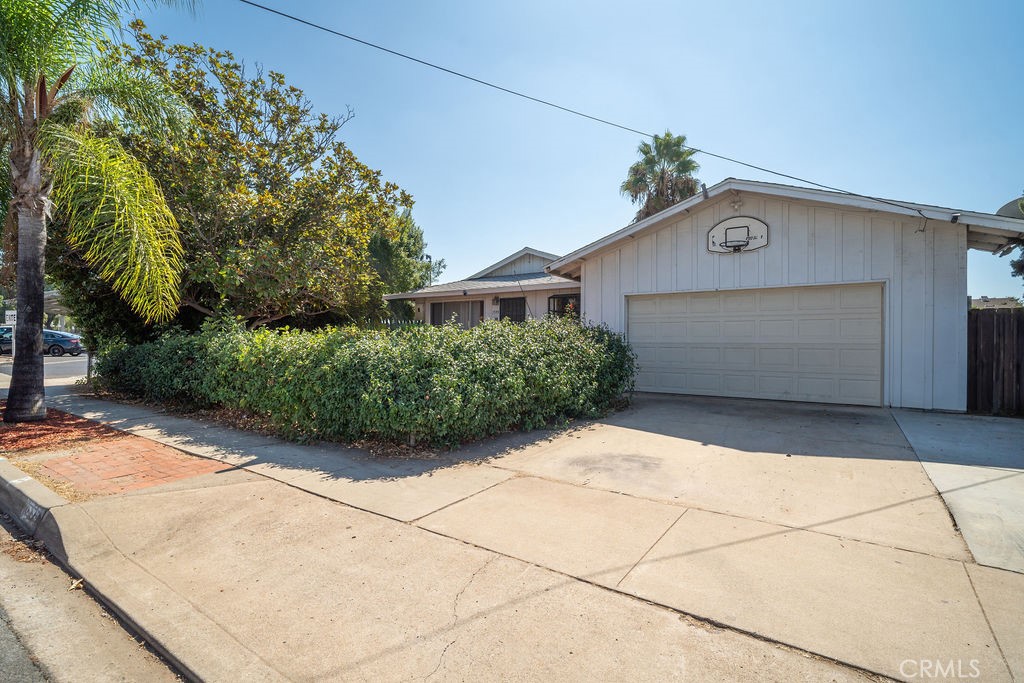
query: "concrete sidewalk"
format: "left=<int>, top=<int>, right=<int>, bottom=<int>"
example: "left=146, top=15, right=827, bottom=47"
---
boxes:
left=2, top=384, right=1022, bottom=681
left=893, top=410, right=1024, bottom=574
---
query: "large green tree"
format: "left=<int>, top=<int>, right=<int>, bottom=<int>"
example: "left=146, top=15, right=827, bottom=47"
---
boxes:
left=92, top=24, right=421, bottom=329
left=1, top=0, right=189, bottom=422
left=620, top=130, right=700, bottom=222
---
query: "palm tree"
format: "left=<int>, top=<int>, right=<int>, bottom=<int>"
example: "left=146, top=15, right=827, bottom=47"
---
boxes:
left=620, top=130, right=701, bottom=222
left=1, top=0, right=189, bottom=422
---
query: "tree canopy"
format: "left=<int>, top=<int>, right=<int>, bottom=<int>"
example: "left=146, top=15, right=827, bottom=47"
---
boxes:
left=620, top=130, right=700, bottom=222
left=89, top=23, right=439, bottom=328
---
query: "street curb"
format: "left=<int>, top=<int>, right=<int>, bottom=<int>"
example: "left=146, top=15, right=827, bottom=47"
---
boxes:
left=0, top=457, right=286, bottom=682
left=0, top=457, right=68, bottom=534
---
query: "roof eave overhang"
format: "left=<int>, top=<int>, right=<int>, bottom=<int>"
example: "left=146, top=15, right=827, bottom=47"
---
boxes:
left=384, top=279, right=580, bottom=301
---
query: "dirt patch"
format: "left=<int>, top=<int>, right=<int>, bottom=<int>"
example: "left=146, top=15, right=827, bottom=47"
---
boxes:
left=0, top=512, right=46, bottom=563
left=9, top=458, right=95, bottom=503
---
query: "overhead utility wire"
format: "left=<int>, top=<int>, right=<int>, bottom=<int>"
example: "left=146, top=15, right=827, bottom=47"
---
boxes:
left=237, top=0, right=929, bottom=220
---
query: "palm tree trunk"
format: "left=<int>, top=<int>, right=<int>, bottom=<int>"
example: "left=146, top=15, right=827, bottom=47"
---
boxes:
left=4, top=124, right=48, bottom=422
left=4, top=205, right=47, bottom=421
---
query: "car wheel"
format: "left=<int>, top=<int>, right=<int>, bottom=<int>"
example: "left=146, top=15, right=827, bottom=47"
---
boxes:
left=48, top=345, right=64, bottom=357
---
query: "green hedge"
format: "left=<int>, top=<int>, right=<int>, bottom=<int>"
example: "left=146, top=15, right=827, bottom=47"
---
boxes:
left=95, top=317, right=636, bottom=446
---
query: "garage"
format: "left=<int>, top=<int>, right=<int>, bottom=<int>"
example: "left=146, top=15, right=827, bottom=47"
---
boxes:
left=627, top=284, right=883, bottom=405
left=545, top=179, right=1024, bottom=410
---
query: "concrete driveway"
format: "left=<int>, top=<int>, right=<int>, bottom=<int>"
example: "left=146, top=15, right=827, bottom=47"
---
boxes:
left=18, top=387, right=1024, bottom=681
left=425, top=394, right=1023, bottom=681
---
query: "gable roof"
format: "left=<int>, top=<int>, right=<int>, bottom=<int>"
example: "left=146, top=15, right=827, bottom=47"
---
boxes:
left=468, top=247, right=561, bottom=280
left=546, top=178, right=1024, bottom=279
left=383, top=272, right=578, bottom=300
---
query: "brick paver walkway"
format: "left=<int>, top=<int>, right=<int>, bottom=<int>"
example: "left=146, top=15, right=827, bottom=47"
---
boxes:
left=36, top=437, right=227, bottom=495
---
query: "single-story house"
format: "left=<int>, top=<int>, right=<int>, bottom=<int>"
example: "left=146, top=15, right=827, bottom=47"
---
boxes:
left=384, top=247, right=580, bottom=328
left=545, top=178, right=1024, bottom=411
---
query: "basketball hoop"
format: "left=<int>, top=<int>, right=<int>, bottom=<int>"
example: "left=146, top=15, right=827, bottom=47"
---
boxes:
left=719, top=238, right=750, bottom=252
left=707, top=216, right=769, bottom=254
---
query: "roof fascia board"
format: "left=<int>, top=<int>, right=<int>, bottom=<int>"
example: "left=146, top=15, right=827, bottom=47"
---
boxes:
left=384, top=280, right=579, bottom=300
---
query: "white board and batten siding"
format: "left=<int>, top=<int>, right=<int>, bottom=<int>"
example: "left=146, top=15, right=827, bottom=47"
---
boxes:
left=580, top=194, right=968, bottom=410
left=487, top=253, right=554, bottom=277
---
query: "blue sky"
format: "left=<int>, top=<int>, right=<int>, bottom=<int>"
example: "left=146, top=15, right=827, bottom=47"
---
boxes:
left=138, top=0, right=1023, bottom=296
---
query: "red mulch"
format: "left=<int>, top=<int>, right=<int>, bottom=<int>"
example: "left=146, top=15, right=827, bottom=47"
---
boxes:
left=0, top=401, right=128, bottom=455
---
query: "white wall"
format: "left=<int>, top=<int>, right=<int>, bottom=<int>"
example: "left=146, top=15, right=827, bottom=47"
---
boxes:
left=487, top=253, right=553, bottom=276
left=580, top=193, right=967, bottom=410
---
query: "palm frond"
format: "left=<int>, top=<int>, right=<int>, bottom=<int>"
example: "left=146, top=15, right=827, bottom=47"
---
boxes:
left=0, top=1, right=196, bottom=103
left=64, top=58, right=192, bottom=135
left=41, top=122, right=182, bottom=321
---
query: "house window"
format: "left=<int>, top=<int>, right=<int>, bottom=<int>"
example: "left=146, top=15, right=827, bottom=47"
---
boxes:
left=548, top=294, right=579, bottom=318
left=499, top=297, right=527, bottom=323
left=430, top=301, right=484, bottom=329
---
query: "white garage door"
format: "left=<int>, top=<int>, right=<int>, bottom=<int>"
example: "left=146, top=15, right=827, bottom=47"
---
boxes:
left=628, top=284, right=883, bottom=406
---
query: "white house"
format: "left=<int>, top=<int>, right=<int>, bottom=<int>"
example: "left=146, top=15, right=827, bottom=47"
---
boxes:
left=546, top=179, right=1024, bottom=410
left=385, top=247, right=580, bottom=328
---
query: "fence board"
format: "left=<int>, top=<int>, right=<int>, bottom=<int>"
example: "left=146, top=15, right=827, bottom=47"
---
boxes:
left=967, top=308, right=1024, bottom=415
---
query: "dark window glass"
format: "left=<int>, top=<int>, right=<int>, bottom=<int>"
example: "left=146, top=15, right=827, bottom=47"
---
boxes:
left=499, top=297, right=527, bottom=323
left=548, top=294, right=580, bottom=317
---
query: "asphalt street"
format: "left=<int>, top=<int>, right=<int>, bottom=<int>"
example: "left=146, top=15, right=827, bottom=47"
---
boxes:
left=0, top=604, right=46, bottom=683
left=0, top=355, right=88, bottom=383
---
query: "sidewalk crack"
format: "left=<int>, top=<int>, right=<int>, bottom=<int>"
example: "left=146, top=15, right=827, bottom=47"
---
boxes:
left=425, top=555, right=496, bottom=680
left=616, top=508, right=688, bottom=588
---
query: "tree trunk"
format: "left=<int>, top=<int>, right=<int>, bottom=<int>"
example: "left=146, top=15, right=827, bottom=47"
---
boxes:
left=4, top=103, right=48, bottom=422
left=4, top=205, right=47, bottom=421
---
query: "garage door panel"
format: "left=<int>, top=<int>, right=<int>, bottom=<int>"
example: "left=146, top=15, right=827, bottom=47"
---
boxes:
left=722, top=347, right=756, bottom=369
left=689, top=294, right=721, bottom=313
left=797, top=347, right=835, bottom=370
left=723, top=292, right=757, bottom=312
left=796, top=376, right=837, bottom=399
left=689, top=321, right=721, bottom=338
left=687, top=372, right=723, bottom=392
left=839, top=318, right=881, bottom=339
left=631, top=298, right=658, bottom=315
left=797, top=288, right=837, bottom=310
left=758, top=375, right=797, bottom=396
left=629, top=321, right=658, bottom=342
left=759, top=319, right=796, bottom=338
left=723, top=374, right=756, bottom=393
left=628, top=284, right=882, bottom=406
left=838, top=348, right=879, bottom=373
left=797, top=318, right=837, bottom=338
left=722, top=320, right=756, bottom=338
left=689, top=346, right=722, bottom=365
left=759, top=347, right=796, bottom=370
left=840, top=286, right=881, bottom=309
left=760, top=290, right=796, bottom=311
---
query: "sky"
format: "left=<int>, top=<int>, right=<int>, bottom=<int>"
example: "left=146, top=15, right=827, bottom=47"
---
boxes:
left=137, top=0, right=1023, bottom=296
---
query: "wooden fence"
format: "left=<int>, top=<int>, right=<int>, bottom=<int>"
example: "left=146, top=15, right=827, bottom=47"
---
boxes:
left=967, top=308, right=1024, bottom=415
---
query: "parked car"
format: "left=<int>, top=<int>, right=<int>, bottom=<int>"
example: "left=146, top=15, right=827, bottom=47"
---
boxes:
left=0, top=327, right=84, bottom=356
left=43, top=330, right=84, bottom=356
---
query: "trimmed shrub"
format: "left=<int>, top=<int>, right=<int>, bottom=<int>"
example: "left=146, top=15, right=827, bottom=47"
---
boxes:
left=94, top=317, right=636, bottom=446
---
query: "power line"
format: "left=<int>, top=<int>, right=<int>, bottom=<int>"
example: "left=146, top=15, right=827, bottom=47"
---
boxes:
left=236, top=0, right=930, bottom=219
